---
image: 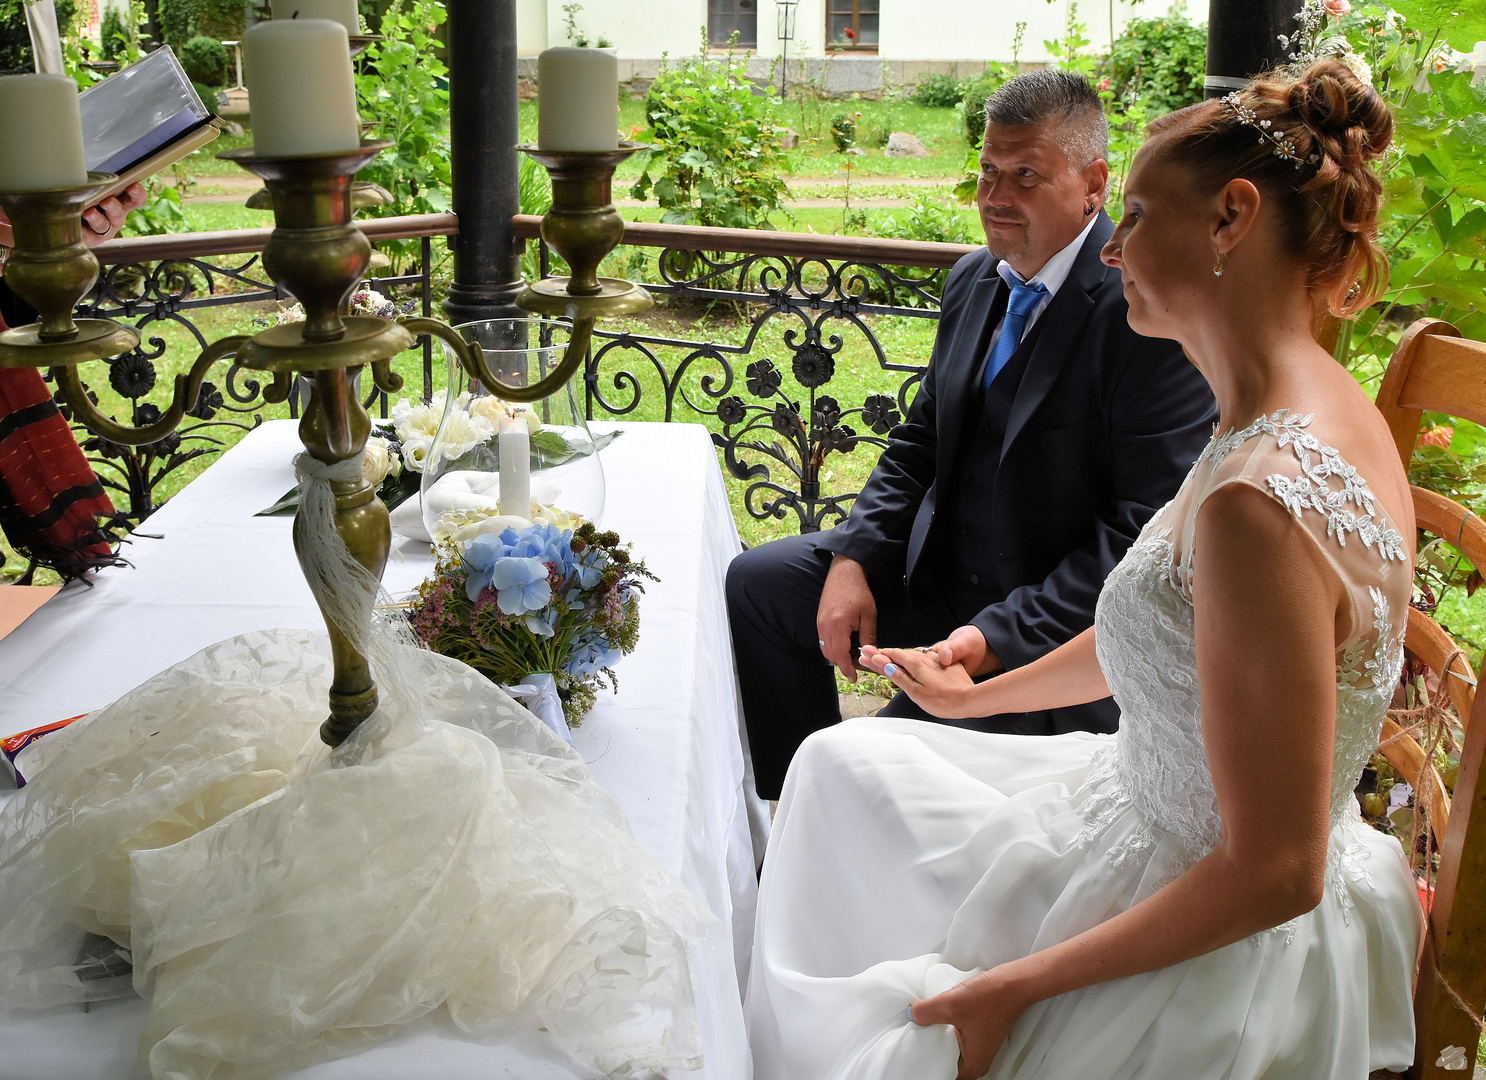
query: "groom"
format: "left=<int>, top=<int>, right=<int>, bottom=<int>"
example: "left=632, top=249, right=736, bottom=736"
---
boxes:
left=728, top=70, right=1217, bottom=800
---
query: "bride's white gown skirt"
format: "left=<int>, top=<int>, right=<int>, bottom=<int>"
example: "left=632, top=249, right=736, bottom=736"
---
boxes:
left=746, top=717, right=1420, bottom=1080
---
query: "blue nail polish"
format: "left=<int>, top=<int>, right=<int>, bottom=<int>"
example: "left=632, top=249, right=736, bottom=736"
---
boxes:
left=884, top=663, right=897, bottom=677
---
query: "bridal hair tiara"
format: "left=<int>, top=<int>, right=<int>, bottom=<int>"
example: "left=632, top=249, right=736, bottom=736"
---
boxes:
left=1221, top=91, right=1321, bottom=168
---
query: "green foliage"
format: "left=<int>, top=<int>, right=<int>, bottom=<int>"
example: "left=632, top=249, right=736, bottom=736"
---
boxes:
left=155, top=0, right=191, bottom=44
left=99, top=4, right=132, bottom=60
left=179, top=34, right=226, bottom=85
left=1329, top=7, right=1486, bottom=383
left=155, top=0, right=244, bottom=45
left=908, top=72, right=964, bottom=109
left=867, top=190, right=975, bottom=305
left=956, top=63, right=1016, bottom=146
left=1107, top=5, right=1209, bottom=114
left=354, top=0, right=452, bottom=273
left=1, top=0, right=71, bottom=73
left=630, top=42, right=790, bottom=230
left=829, top=111, right=857, bottom=152
left=560, top=2, right=610, bottom=48
left=127, top=173, right=190, bottom=235
left=1043, top=2, right=1096, bottom=79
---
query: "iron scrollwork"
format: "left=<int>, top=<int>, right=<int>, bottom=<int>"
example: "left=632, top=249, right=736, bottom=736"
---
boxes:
left=68, top=240, right=436, bottom=525
left=584, top=243, right=944, bottom=533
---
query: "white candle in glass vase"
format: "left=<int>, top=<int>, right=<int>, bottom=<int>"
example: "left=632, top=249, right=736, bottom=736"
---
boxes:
left=270, top=0, right=359, bottom=37
left=498, top=415, right=532, bottom=519
left=242, top=19, right=361, bottom=157
left=536, top=47, right=619, bottom=151
left=0, top=74, right=87, bottom=192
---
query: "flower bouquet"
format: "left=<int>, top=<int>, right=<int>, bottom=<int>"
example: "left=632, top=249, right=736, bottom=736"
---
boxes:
left=407, top=521, right=656, bottom=722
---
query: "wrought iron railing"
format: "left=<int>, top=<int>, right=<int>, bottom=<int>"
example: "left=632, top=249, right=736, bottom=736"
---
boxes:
left=76, top=215, right=455, bottom=523
left=75, top=213, right=977, bottom=533
left=514, top=215, right=976, bottom=532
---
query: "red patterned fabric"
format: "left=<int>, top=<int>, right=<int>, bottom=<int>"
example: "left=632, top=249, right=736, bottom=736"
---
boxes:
left=0, top=308, right=120, bottom=578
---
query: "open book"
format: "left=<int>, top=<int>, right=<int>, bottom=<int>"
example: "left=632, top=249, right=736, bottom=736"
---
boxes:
left=79, top=46, right=220, bottom=199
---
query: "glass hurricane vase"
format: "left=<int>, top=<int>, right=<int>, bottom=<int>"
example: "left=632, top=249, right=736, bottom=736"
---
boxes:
left=419, top=318, right=606, bottom=547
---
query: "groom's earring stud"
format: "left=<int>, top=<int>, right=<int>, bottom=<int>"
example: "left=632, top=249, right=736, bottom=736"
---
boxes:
left=1084, top=202, right=1096, bottom=216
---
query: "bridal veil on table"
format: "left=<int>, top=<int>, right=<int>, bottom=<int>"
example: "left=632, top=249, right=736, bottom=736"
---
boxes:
left=0, top=629, right=708, bottom=1080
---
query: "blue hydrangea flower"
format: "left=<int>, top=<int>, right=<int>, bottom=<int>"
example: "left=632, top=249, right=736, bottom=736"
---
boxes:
left=492, top=555, right=552, bottom=615
left=463, top=533, right=511, bottom=601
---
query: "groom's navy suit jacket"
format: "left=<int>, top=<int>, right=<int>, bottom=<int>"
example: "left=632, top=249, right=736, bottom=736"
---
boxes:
left=817, top=213, right=1216, bottom=735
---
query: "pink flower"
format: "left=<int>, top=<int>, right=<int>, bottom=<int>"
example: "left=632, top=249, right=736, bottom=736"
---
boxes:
left=1417, top=424, right=1454, bottom=450
left=1324, top=0, right=1350, bottom=17
left=1098, top=76, right=1110, bottom=91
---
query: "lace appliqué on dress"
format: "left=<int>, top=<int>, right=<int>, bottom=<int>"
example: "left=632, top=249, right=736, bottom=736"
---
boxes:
left=1211, top=408, right=1406, bottom=562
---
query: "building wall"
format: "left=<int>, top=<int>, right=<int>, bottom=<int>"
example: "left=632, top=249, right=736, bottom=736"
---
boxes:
left=523, top=0, right=1211, bottom=65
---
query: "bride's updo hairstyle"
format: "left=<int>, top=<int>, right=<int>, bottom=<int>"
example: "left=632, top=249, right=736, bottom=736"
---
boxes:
left=1146, top=60, right=1393, bottom=317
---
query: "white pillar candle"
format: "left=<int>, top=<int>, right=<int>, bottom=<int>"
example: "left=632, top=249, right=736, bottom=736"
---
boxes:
left=242, top=19, right=361, bottom=157
left=270, top=0, right=359, bottom=37
left=536, top=47, right=618, bottom=151
left=0, top=74, right=86, bottom=191
left=498, top=415, right=533, bottom=519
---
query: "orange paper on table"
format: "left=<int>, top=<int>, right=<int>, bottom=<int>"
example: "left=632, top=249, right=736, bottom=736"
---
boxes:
left=0, top=585, right=58, bottom=643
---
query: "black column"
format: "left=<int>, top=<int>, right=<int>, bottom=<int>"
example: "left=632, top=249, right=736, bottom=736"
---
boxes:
left=1203, top=0, right=1306, bottom=99
left=443, top=0, right=525, bottom=325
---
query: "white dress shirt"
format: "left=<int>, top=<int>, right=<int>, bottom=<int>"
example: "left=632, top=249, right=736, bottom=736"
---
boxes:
left=982, top=211, right=1101, bottom=361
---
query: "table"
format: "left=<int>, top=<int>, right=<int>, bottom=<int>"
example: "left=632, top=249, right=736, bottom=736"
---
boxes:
left=0, top=420, right=766, bottom=1080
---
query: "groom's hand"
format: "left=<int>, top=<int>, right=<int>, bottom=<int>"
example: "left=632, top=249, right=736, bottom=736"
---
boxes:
left=817, top=554, right=876, bottom=683
left=932, top=625, right=1002, bottom=678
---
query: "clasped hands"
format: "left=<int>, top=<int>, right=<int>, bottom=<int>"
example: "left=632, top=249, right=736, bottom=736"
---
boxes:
left=817, top=553, right=995, bottom=720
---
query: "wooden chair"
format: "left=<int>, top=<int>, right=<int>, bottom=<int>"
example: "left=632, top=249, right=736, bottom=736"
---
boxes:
left=1372, top=318, right=1486, bottom=1078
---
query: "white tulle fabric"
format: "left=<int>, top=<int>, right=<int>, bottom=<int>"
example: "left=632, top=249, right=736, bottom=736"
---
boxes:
left=0, top=630, right=709, bottom=1079
left=747, top=411, right=1422, bottom=1079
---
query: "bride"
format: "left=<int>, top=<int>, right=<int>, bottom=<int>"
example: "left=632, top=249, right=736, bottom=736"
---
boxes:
left=746, top=60, right=1421, bottom=1080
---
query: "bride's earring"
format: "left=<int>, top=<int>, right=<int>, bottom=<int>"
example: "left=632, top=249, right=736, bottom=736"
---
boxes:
left=1212, top=252, right=1224, bottom=277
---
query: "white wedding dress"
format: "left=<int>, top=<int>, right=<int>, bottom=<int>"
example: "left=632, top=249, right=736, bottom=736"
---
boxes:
left=0, top=629, right=709, bottom=1079
left=747, top=410, right=1423, bottom=1079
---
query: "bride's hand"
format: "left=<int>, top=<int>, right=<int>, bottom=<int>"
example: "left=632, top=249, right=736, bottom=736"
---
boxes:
left=859, top=645, right=978, bottom=718
left=909, top=967, right=1028, bottom=1080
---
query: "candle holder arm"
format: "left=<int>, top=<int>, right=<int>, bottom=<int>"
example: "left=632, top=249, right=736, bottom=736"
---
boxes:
left=50, top=335, right=250, bottom=446
left=397, top=316, right=594, bottom=404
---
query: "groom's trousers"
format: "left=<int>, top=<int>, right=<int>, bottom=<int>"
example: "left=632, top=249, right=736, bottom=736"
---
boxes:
left=728, top=530, right=1060, bottom=800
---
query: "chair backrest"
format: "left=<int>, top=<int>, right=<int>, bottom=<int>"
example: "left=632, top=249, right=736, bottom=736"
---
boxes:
left=1371, top=318, right=1486, bottom=1078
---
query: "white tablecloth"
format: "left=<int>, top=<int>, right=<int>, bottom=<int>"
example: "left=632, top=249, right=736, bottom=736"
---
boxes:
left=0, top=420, right=764, bottom=1080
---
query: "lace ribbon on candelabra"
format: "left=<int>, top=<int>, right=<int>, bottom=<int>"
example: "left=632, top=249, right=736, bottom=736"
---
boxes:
left=293, top=451, right=423, bottom=705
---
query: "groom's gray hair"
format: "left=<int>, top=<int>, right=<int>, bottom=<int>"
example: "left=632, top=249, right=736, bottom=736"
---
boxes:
left=983, top=69, right=1109, bottom=169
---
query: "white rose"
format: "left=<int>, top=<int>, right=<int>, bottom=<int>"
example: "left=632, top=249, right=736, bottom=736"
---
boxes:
left=361, top=436, right=393, bottom=487
left=441, top=512, right=534, bottom=546
left=468, top=396, right=543, bottom=434
left=437, top=409, right=496, bottom=463
left=400, top=433, right=433, bottom=473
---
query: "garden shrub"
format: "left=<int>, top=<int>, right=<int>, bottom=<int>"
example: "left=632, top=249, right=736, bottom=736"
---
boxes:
left=180, top=34, right=227, bottom=85
left=155, top=0, right=245, bottom=45
left=630, top=43, right=790, bottom=230
left=829, top=111, right=857, bottom=152
left=354, top=0, right=452, bottom=274
left=957, top=62, right=1016, bottom=146
left=0, top=0, right=76, bottom=73
left=100, top=4, right=132, bottom=60
left=908, top=72, right=964, bottom=108
left=1107, top=5, right=1208, bottom=114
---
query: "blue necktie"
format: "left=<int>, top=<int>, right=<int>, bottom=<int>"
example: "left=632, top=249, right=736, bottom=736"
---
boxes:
left=982, top=279, right=1047, bottom=392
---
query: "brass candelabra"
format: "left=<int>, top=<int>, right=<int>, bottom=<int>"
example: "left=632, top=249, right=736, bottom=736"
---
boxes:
left=0, top=136, right=652, bottom=747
